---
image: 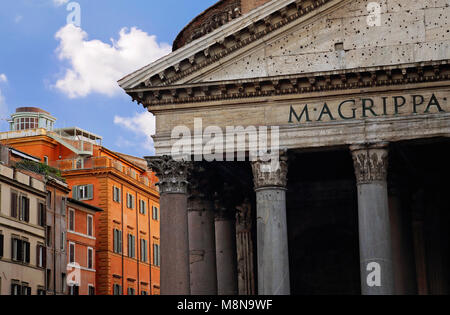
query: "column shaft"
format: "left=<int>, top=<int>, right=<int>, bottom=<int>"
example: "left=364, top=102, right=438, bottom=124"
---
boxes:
left=252, top=157, right=290, bottom=295
left=351, top=143, right=394, bottom=295
left=188, top=200, right=217, bottom=295
left=146, top=156, right=191, bottom=295
left=255, top=188, right=290, bottom=295
left=215, top=215, right=238, bottom=295
left=160, top=193, right=190, bottom=294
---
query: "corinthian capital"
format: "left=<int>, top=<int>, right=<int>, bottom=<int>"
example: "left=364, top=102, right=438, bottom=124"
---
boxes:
left=350, top=143, right=389, bottom=184
left=251, top=155, right=288, bottom=190
left=146, top=156, right=192, bottom=194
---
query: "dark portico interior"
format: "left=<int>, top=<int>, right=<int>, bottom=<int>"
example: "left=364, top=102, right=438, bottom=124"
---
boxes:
left=206, top=137, right=450, bottom=295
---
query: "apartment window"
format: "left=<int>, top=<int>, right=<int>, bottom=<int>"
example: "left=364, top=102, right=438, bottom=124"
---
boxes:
left=87, top=247, right=94, bottom=269
left=113, top=186, right=121, bottom=203
left=61, top=197, right=67, bottom=215
left=11, top=282, right=21, bottom=295
left=19, top=196, right=30, bottom=222
left=36, top=244, right=46, bottom=268
left=141, top=291, right=148, bottom=295
left=153, top=244, right=160, bottom=267
left=37, top=287, right=46, bottom=295
left=61, top=232, right=65, bottom=251
left=139, top=200, right=146, bottom=215
left=47, top=191, right=52, bottom=208
left=21, top=283, right=31, bottom=296
left=126, top=193, right=135, bottom=209
left=69, top=242, right=75, bottom=264
left=46, top=226, right=52, bottom=246
left=37, top=202, right=46, bottom=227
left=0, top=233, right=3, bottom=258
left=88, top=285, right=95, bottom=296
left=43, top=156, right=49, bottom=165
left=87, top=215, right=93, bottom=237
left=127, top=234, right=136, bottom=259
left=11, top=238, right=29, bottom=263
left=140, top=239, right=148, bottom=263
left=128, top=288, right=135, bottom=295
left=61, top=273, right=66, bottom=294
left=152, top=206, right=159, bottom=221
left=113, top=284, right=122, bottom=295
left=72, top=185, right=94, bottom=201
left=69, top=285, right=79, bottom=296
left=68, top=208, right=75, bottom=232
left=10, top=191, right=18, bottom=219
left=113, top=229, right=122, bottom=254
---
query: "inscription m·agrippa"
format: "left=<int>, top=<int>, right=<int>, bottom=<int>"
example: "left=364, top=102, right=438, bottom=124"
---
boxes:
left=289, top=94, right=446, bottom=124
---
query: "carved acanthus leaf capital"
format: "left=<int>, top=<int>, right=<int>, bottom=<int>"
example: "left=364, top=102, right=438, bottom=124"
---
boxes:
left=251, top=155, right=288, bottom=190
left=146, top=156, right=192, bottom=194
left=350, top=143, right=389, bottom=184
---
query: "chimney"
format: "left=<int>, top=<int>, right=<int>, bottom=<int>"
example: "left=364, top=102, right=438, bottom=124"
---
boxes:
left=240, top=0, right=272, bottom=14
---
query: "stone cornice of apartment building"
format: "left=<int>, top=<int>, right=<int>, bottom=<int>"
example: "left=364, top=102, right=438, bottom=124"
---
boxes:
left=0, top=164, right=47, bottom=198
left=61, top=166, right=160, bottom=201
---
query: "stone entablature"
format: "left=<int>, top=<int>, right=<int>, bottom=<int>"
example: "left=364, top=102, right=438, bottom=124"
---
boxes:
left=128, top=62, right=450, bottom=107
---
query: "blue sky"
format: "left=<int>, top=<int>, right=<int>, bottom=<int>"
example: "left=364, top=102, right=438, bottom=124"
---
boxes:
left=0, top=0, right=216, bottom=157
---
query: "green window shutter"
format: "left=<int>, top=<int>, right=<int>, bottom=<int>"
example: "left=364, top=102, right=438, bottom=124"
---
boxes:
left=119, top=231, right=123, bottom=254
left=114, top=229, right=118, bottom=253
left=87, top=185, right=94, bottom=200
left=72, top=186, right=79, bottom=200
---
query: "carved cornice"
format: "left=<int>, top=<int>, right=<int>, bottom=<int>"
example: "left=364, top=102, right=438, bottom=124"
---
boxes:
left=252, top=155, right=288, bottom=190
left=350, top=143, right=389, bottom=184
left=145, top=156, right=192, bottom=194
left=129, top=62, right=450, bottom=107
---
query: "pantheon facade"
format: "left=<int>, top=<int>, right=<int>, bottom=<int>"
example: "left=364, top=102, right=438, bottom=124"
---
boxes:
left=119, top=0, right=450, bottom=295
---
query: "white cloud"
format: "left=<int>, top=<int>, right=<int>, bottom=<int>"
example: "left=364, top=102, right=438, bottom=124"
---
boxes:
left=0, top=74, right=7, bottom=83
left=53, top=0, right=69, bottom=7
left=14, top=15, right=23, bottom=24
left=0, top=89, right=8, bottom=122
left=114, top=112, right=156, bottom=155
left=53, top=24, right=171, bottom=98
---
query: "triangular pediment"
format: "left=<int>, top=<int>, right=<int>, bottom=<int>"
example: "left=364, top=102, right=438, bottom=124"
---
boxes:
left=182, top=0, right=450, bottom=85
left=119, top=0, right=344, bottom=90
left=119, top=0, right=450, bottom=98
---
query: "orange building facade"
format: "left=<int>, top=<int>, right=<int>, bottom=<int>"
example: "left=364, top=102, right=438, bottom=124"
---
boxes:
left=67, top=198, right=102, bottom=295
left=0, top=108, right=160, bottom=295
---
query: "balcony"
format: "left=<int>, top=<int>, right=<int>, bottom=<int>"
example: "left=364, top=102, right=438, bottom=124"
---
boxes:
left=50, top=157, right=158, bottom=190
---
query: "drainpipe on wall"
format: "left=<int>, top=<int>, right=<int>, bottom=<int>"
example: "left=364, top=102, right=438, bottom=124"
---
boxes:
left=121, top=183, right=124, bottom=295
left=136, top=190, right=140, bottom=295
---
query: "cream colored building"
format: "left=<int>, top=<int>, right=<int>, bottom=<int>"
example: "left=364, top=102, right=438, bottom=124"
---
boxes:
left=0, top=160, right=47, bottom=295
